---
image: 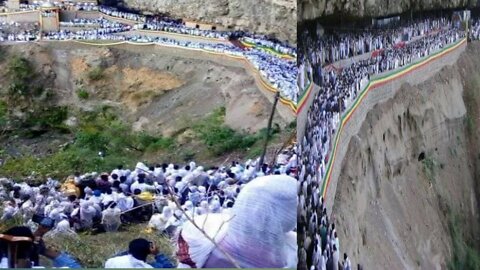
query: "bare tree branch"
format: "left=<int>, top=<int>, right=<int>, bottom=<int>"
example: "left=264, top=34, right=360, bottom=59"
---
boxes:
left=166, top=186, right=241, bottom=268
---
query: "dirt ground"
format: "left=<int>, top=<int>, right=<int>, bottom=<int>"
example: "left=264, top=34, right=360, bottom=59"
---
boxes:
left=0, top=42, right=291, bottom=136
left=332, top=43, right=480, bottom=269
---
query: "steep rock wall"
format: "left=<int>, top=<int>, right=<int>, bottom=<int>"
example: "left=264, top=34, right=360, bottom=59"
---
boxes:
left=332, top=42, right=480, bottom=269
left=101, top=0, right=296, bottom=44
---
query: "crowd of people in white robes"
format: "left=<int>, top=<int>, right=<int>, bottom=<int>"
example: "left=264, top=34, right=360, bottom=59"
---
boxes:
left=469, top=18, right=480, bottom=40
left=60, top=18, right=127, bottom=29
left=0, top=144, right=297, bottom=265
left=19, top=1, right=98, bottom=11
left=0, top=4, right=299, bottom=105
left=298, top=16, right=456, bottom=94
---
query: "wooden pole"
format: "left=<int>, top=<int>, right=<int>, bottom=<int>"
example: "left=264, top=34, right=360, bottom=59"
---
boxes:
left=258, top=91, right=280, bottom=172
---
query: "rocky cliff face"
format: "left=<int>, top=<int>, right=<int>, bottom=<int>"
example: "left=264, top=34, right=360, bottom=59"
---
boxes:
left=299, top=0, right=478, bottom=21
left=332, top=43, right=480, bottom=269
left=102, top=0, right=296, bottom=44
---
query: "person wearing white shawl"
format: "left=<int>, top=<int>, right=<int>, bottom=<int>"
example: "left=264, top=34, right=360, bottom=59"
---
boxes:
left=117, top=192, right=133, bottom=212
left=83, top=186, right=93, bottom=199
left=19, top=195, right=34, bottom=221
left=48, top=205, right=66, bottom=226
left=176, top=174, right=297, bottom=268
left=47, top=215, right=77, bottom=237
left=209, top=200, right=221, bottom=213
left=101, top=202, right=122, bottom=232
left=148, top=206, right=174, bottom=232
left=33, top=195, right=46, bottom=215
left=44, top=200, right=59, bottom=218
left=153, top=166, right=165, bottom=184
left=0, top=201, right=17, bottom=221
left=189, top=161, right=196, bottom=171
left=182, top=200, right=195, bottom=219
left=71, top=199, right=96, bottom=230
left=196, top=201, right=209, bottom=216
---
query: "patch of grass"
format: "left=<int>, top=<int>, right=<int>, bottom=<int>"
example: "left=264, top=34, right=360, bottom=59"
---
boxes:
left=24, top=106, right=69, bottom=130
left=87, top=66, right=105, bottom=81
left=0, top=210, right=25, bottom=232
left=7, top=56, right=34, bottom=97
left=136, top=133, right=175, bottom=153
left=0, top=47, right=5, bottom=62
left=0, top=107, right=175, bottom=181
left=0, top=214, right=174, bottom=268
left=192, top=107, right=264, bottom=156
left=465, top=113, right=476, bottom=135
left=76, top=88, right=89, bottom=100
left=287, top=120, right=296, bottom=130
left=448, top=212, right=480, bottom=270
left=246, top=145, right=263, bottom=159
left=0, top=100, right=7, bottom=129
left=43, top=224, right=174, bottom=268
left=422, top=156, right=437, bottom=184
left=180, top=149, right=196, bottom=162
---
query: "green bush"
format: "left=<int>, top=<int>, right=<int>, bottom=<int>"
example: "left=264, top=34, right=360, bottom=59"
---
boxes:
left=135, top=132, right=174, bottom=152
left=448, top=213, right=480, bottom=270
left=0, top=100, right=7, bottom=128
left=77, top=88, right=89, bottom=100
left=7, top=56, right=33, bottom=97
left=145, top=138, right=174, bottom=152
left=87, top=66, right=105, bottom=81
left=75, top=130, right=109, bottom=151
left=7, top=56, right=32, bottom=82
left=192, top=107, right=261, bottom=156
left=24, top=106, right=68, bottom=130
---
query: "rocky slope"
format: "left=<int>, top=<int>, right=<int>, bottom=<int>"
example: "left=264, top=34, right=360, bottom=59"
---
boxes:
left=332, top=43, right=480, bottom=269
left=0, top=42, right=289, bottom=136
left=299, top=0, right=478, bottom=21
left=101, top=0, right=296, bottom=44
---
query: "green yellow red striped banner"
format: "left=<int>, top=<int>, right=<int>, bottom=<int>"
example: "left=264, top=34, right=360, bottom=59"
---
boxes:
left=320, top=37, right=467, bottom=198
left=296, top=80, right=314, bottom=113
left=137, top=29, right=230, bottom=44
left=240, top=40, right=295, bottom=60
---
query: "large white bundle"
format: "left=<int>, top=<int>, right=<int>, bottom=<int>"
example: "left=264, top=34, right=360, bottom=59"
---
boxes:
left=176, top=213, right=231, bottom=268
left=177, top=174, right=297, bottom=268
left=215, top=174, right=297, bottom=268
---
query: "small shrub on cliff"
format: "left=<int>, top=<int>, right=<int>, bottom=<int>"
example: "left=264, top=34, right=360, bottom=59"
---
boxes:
left=0, top=100, right=7, bottom=129
left=192, top=107, right=261, bottom=156
left=87, top=66, right=105, bottom=81
left=7, top=56, right=34, bottom=97
left=77, top=88, right=89, bottom=99
left=448, top=212, right=480, bottom=270
left=422, top=156, right=437, bottom=184
left=24, top=106, right=68, bottom=131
